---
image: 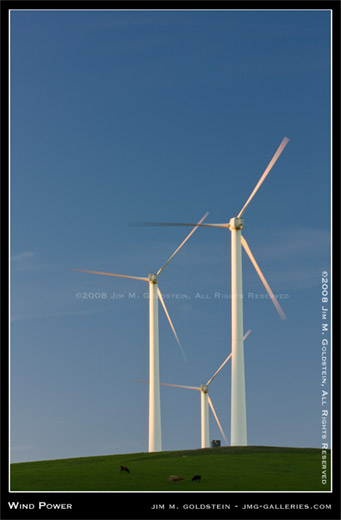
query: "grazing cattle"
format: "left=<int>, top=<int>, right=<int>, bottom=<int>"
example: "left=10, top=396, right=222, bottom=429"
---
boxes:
left=191, top=475, right=201, bottom=482
left=168, top=475, right=184, bottom=482
left=120, top=465, right=130, bottom=473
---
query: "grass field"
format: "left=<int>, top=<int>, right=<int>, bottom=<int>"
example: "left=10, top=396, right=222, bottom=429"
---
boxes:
left=11, top=446, right=330, bottom=492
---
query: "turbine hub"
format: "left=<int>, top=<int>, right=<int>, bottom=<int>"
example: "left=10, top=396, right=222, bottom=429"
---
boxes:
left=229, top=217, right=244, bottom=230
left=148, top=273, right=158, bottom=283
left=200, top=384, right=209, bottom=393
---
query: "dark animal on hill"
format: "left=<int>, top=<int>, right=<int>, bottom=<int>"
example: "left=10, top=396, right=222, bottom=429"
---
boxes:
left=168, top=475, right=184, bottom=482
left=120, top=465, right=130, bottom=473
left=191, top=475, right=201, bottom=482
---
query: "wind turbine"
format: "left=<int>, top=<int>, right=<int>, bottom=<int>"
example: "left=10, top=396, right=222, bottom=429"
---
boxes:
left=136, top=137, right=289, bottom=446
left=160, top=330, right=251, bottom=448
left=73, top=212, right=208, bottom=453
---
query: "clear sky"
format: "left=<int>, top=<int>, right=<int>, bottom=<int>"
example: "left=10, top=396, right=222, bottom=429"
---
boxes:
left=10, top=9, right=331, bottom=463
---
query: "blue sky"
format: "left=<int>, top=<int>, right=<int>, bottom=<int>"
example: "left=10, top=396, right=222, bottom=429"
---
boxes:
left=10, top=9, right=331, bottom=463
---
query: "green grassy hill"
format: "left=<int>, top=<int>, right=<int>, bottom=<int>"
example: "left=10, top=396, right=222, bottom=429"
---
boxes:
left=11, top=446, right=330, bottom=492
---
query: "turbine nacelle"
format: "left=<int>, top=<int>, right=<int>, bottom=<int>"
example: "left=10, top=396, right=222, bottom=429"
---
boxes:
left=229, top=217, right=244, bottom=230
left=149, top=273, right=158, bottom=283
left=200, top=384, right=209, bottom=393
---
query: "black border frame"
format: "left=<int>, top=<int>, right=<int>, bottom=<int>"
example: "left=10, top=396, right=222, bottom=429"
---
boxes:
left=2, top=2, right=340, bottom=519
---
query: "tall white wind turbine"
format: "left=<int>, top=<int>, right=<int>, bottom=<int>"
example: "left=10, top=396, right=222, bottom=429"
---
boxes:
left=137, top=138, right=289, bottom=446
left=160, top=330, right=251, bottom=448
left=73, top=212, right=208, bottom=453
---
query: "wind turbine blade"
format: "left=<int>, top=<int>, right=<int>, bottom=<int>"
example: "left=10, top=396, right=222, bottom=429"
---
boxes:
left=72, top=269, right=149, bottom=281
left=160, top=382, right=201, bottom=391
left=241, top=236, right=287, bottom=320
left=156, top=212, right=209, bottom=276
left=157, top=288, right=187, bottom=362
left=207, top=395, right=228, bottom=445
left=132, top=221, right=229, bottom=229
left=206, top=353, right=232, bottom=386
left=243, top=329, right=252, bottom=341
left=137, top=380, right=200, bottom=391
left=206, top=330, right=251, bottom=385
left=237, top=137, right=289, bottom=218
